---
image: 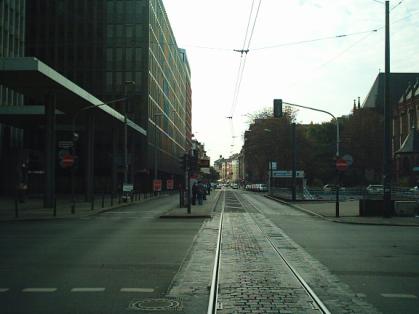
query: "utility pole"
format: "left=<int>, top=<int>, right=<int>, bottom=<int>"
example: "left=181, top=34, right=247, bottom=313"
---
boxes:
left=123, top=81, right=135, bottom=200
left=383, top=1, right=392, bottom=217
left=291, top=122, right=297, bottom=201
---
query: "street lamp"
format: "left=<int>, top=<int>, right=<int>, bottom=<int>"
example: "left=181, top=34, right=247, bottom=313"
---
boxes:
left=123, top=81, right=136, bottom=200
left=71, top=97, right=127, bottom=213
left=153, top=113, right=162, bottom=195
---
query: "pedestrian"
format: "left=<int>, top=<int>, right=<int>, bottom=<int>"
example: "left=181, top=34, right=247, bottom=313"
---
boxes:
left=197, top=181, right=204, bottom=205
left=17, top=158, right=29, bottom=203
left=192, top=182, right=197, bottom=205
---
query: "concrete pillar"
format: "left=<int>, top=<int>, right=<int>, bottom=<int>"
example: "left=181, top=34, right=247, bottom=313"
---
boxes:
left=111, top=122, right=118, bottom=194
left=85, top=113, right=95, bottom=201
left=44, top=94, right=56, bottom=208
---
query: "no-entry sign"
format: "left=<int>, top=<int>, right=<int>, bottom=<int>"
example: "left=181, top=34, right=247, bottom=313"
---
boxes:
left=60, top=154, right=75, bottom=168
left=336, top=158, right=348, bottom=171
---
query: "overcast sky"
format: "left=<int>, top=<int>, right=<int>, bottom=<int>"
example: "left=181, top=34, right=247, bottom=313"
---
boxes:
left=162, top=0, right=419, bottom=163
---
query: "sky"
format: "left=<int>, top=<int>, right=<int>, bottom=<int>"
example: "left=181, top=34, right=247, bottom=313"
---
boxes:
left=162, top=0, right=419, bottom=164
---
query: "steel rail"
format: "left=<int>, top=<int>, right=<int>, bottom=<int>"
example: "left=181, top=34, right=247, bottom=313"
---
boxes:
left=234, top=191, right=331, bottom=314
left=207, top=191, right=225, bottom=314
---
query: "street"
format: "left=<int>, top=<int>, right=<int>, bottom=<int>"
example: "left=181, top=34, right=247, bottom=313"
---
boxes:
left=1, top=189, right=418, bottom=313
left=0, top=195, right=205, bottom=314
left=243, top=191, right=419, bottom=314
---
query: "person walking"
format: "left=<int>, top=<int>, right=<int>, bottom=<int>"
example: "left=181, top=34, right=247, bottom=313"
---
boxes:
left=192, top=182, right=197, bottom=205
left=197, top=181, right=204, bottom=205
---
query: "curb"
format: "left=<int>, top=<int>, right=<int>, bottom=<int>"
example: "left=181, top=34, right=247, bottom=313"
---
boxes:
left=265, top=195, right=419, bottom=227
left=159, top=191, right=221, bottom=219
left=0, top=193, right=173, bottom=223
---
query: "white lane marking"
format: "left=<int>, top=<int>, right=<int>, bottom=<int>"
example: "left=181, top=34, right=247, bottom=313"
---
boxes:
left=71, top=288, right=105, bottom=292
left=0, top=288, right=9, bottom=292
left=381, top=293, right=417, bottom=299
left=120, top=288, right=154, bottom=293
left=22, top=288, right=57, bottom=292
left=103, top=212, right=133, bottom=214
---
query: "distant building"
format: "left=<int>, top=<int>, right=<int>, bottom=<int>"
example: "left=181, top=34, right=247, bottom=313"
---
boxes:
left=393, top=79, right=419, bottom=185
left=0, top=0, right=26, bottom=194
left=362, top=73, right=419, bottom=109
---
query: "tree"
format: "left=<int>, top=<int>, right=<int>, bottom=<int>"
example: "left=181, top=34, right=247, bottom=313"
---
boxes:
left=341, top=108, right=384, bottom=185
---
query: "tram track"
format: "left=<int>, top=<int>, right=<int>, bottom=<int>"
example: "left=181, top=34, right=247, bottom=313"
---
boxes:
left=207, top=189, right=331, bottom=314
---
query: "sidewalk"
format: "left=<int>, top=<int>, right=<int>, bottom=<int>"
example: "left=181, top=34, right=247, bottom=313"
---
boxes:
left=0, top=192, right=172, bottom=222
left=267, top=196, right=419, bottom=226
left=160, top=190, right=220, bottom=218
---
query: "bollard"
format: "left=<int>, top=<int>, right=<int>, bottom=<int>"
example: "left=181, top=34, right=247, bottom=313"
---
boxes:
left=102, top=191, right=105, bottom=208
left=110, top=192, right=114, bottom=206
left=53, top=198, right=57, bottom=216
left=91, top=195, right=95, bottom=211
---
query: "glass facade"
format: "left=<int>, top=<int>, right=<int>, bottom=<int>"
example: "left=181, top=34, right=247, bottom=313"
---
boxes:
left=148, top=0, right=191, bottom=172
left=25, top=0, right=191, bottom=177
left=0, top=0, right=25, bottom=193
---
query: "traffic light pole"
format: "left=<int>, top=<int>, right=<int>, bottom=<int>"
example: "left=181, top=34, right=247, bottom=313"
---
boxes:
left=274, top=99, right=341, bottom=216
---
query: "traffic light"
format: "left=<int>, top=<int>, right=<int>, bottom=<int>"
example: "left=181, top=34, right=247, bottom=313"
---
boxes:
left=190, top=154, right=198, bottom=171
left=179, top=154, right=188, bottom=170
left=273, top=99, right=283, bottom=118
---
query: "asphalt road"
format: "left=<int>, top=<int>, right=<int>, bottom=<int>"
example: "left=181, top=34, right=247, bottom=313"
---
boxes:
left=243, top=190, right=419, bottom=314
left=0, top=195, right=206, bottom=314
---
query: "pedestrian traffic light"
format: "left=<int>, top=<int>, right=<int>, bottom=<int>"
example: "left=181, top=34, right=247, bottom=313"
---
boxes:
left=273, top=99, right=283, bottom=118
left=190, top=155, right=198, bottom=171
left=179, top=154, right=188, bottom=170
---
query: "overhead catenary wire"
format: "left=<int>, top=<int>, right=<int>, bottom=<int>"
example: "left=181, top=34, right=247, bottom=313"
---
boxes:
left=227, top=0, right=262, bottom=152
left=229, top=0, right=262, bottom=118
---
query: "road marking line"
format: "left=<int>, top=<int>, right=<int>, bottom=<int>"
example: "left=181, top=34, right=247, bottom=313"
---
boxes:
left=0, top=288, right=9, bottom=292
left=381, top=293, right=417, bottom=299
left=120, top=288, right=154, bottom=293
left=22, top=288, right=57, bottom=292
left=71, top=288, right=105, bottom=292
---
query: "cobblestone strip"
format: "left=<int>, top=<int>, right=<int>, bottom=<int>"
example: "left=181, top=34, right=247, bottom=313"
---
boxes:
left=250, top=211, right=381, bottom=314
left=218, top=213, right=322, bottom=314
left=167, top=214, right=220, bottom=313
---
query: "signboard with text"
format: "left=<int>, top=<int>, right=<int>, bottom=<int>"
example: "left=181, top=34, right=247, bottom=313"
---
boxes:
left=272, top=170, right=304, bottom=178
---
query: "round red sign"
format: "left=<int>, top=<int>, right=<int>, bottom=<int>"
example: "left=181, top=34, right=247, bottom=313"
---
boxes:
left=336, top=158, right=348, bottom=171
left=60, top=155, right=75, bottom=168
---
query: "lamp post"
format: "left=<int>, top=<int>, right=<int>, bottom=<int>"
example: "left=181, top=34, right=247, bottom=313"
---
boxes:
left=123, top=81, right=135, bottom=200
left=70, top=97, right=127, bottom=213
left=153, top=113, right=162, bottom=195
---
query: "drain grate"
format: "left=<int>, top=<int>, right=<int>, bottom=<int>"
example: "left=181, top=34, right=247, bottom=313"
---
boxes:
left=129, top=298, right=182, bottom=311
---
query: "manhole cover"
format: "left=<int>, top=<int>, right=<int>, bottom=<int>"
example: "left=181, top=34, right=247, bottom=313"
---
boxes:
left=129, top=298, right=182, bottom=311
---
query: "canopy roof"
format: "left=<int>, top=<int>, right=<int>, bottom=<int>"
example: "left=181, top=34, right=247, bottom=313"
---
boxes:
left=0, top=57, right=146, bottom=135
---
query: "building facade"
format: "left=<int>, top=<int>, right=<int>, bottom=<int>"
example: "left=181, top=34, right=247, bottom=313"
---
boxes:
left=20, top=0, right=191, bottom=193
left=0, top=0, right=25, bottom=194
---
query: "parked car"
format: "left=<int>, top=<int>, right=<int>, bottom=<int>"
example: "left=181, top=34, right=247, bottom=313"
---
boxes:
left=409, top=186, right=418, bottom=194
left=366, top=184, right=384, bottom=193
left=257, top=184, right=268, bottom=192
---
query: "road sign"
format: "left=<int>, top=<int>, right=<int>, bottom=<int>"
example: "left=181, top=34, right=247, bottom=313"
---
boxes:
left=342, top=154, right=353, bottom=166
left=123, top=183, right=133, bottom=192
left=199, top=159, right=210, bottom=168
left=336, top=158, right=348, bottom=171
left=166, top=179, right=174, bottom=190
left=272, top=170, right=304, bottom=178
left=153, top=179, right=162, bottom=192
left=60, top=155, right=75, bottom=168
